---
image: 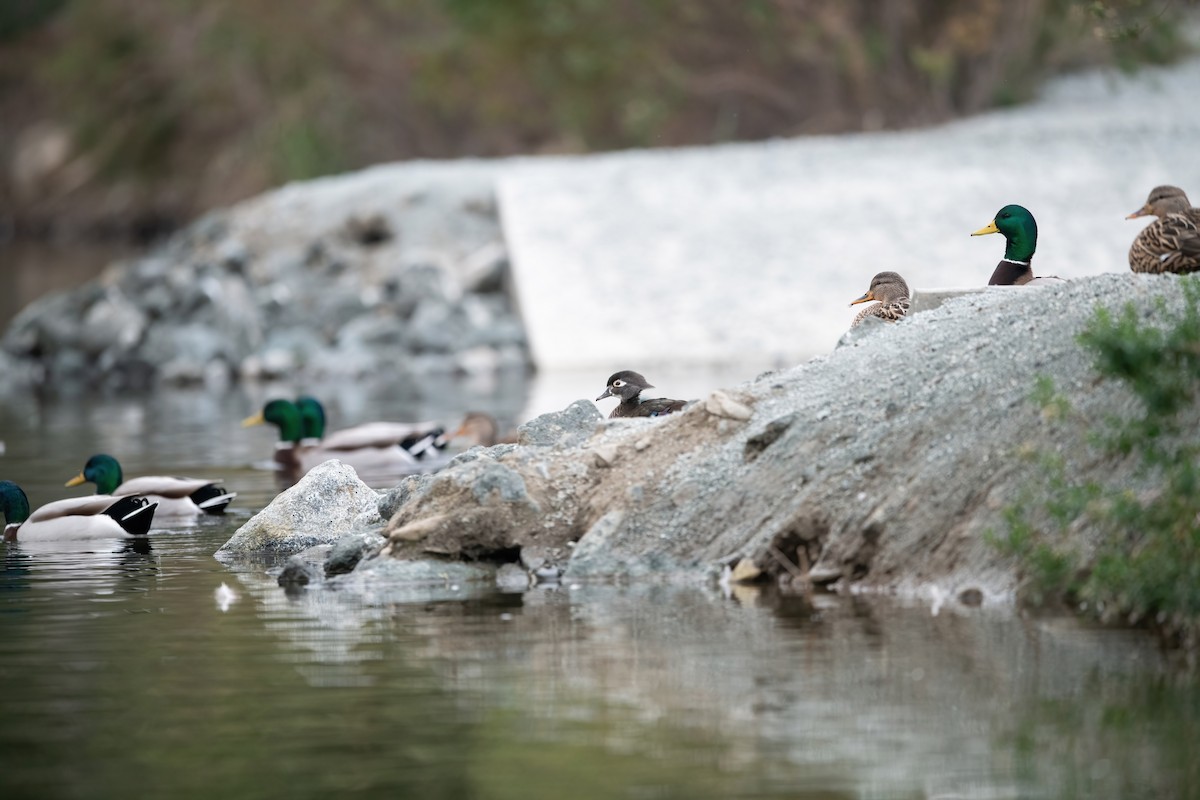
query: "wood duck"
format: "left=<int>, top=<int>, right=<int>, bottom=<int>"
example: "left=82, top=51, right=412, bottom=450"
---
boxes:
left=65, top=454, right=235, bottom=517
left=849, top=272, right=910, bottom=327
left=1126, top=185, right=1200, bottom=275
left=596, top=370, right=687, bottom=419
left=2, top=480, right=157, bottom=541
left=971, top=204, right=1055, bottom=285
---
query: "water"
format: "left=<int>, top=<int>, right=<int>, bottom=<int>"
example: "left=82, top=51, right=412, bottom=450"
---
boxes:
left=1, top=383, right=1197, bottom=798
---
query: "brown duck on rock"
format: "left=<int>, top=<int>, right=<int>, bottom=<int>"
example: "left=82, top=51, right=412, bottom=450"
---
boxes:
left=849, top=271, right=910, bottom=327
left=596, top=371, right=687, bottom=419
left=1126, top=185, right=1200, bottom=275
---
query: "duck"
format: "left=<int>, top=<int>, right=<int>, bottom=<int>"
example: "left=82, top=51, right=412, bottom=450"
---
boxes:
left=1, top=480, right=157, bottom=541
left=294, top=396, right=445, bottom=459
left=849, top=272, right=910, bottom=327
left=446, top=412, right=519, bottom=447
left=971, top=204, right=1063, bottom=285
left=1125, top=185, right=1200, bottom=275
left=243, top=399, right=435, bottom=484
left=65, top=454, right=235, bottom=517
left=596, top=371, right=688, bottom=419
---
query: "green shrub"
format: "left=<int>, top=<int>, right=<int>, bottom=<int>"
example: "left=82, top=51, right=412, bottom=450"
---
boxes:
left=997, top=277, right=1200, bottom=647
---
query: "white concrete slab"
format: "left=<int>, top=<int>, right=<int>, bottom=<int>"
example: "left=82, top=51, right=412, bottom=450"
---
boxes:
left=500, top=58, right=1200, bottom=371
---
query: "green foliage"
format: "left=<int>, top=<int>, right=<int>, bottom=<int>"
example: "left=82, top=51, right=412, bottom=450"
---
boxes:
left=998, top=277, right=1200, bottom=646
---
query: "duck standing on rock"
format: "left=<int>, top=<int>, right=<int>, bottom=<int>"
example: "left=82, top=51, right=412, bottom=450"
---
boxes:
left=66, top=454, right=235, bottom=517
left=849, top=272, right=910, bottom=327
left=2, top=480, right=157, bottom=541
left=971, top=204, right=1063, bottom=285
left=1126, top=185, right=1200, bottom=275
left=596, top=371, right=688, bottom=419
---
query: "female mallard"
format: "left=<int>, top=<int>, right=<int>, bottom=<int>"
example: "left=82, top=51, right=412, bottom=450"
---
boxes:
left=446, top=412, right=519, bottom=447
left=1126, top=185, right=1200, bottom=275
left=596, top=371, right=688, bottom=419
left=244, top=399, right=435, bottom=484
left=1, top=480, right=157, bottom=541
left=971, top=204, right=1065, bottom=285
left=849, top=272, right=910, bottom=327
left=65, top=454, right=235, bottom=517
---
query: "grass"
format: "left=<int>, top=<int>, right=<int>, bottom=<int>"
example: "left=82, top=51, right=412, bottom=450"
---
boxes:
left=995, top=277, right=1200, bottom=649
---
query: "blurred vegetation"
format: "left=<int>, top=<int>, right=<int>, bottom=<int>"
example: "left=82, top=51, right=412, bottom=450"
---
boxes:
left=994, top=277, right=1200, bottom=652
left=0, top=0, right=1194, bottom=236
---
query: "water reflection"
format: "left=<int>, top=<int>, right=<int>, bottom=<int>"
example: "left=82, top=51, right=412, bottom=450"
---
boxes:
left=1, top=383, right=1197, bottom=798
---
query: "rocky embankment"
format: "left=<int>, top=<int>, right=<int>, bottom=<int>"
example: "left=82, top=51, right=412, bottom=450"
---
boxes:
left=1, top=162, right=528, bottom=387
left=220, top=273, right=1179, bottom=601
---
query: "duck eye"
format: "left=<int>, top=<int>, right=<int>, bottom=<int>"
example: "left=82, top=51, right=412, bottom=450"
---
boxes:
left=612, top=380, right=625, bottom=388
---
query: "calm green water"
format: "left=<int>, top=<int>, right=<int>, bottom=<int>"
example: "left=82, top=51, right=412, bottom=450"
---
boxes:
left=1, top=386, right=1198, bottom=799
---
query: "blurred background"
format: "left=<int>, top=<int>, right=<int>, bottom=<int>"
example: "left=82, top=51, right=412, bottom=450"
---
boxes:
left=2, top=0, right=1192, bottom=322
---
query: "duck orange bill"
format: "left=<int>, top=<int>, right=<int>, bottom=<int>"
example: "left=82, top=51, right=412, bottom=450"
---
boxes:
left=1126, top=205, right=1151, bottom=219
left=241, top=412, right=265, bottom=427
left=65, top=473, right=86, bottom=488
left=971, top=220, right=999, bottom=236
left=850, top=291, right=875, bottom=306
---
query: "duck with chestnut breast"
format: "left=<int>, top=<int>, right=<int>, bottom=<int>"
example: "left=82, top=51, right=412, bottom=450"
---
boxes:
left=1126, top=185, right=1200, bottom=275
left=66, top=454, right=235, bottom=517
left=971, top=204, right=1064, bottom=285
left=244, top=399, right=429, bottom=484
left=596, top=371, right=688, bottom=419
left=849, top=272, right=910, bottom=327
left=295, top=396, right=445, bottom=459
left=1, top=480, right=157, bottom=541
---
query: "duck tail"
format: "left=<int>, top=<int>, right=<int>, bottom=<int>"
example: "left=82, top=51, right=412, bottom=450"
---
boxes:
left=190, top=485, right=237, bottom=515
left=103, top=496, right=157, bottom=537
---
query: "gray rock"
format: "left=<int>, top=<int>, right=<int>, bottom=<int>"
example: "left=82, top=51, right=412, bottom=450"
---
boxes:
left=216, top=460, right=382, bottom=556
left=325, top=532, right=385, bottom=577
left=517, top=400, right=603, bottom=448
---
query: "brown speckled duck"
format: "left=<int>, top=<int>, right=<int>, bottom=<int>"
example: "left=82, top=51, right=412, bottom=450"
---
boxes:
left=849, top=272, right=910, bottom=327
left=596, top=371, right=687, bottom=419
left=1126, top=185, right=1200, bottom=275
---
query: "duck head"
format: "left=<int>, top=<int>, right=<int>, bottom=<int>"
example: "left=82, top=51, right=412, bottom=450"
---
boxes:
left=66, top=453, right=124, bottom=495
left=850, top=271, right=910, bottom=306
left=242, top=399, right=304, bottom=444
left=0, top=481, right=31, bottom=534
left=597, top=370, right=652, bottom=403
left=295, top=396, right=327, bottom=440
left=1127, top=185, right=1192, bottom=219
left=972, top=204, right=1037, bottom=262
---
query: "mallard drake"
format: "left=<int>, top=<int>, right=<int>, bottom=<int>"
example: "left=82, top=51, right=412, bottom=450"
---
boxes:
left=65, top=454, right=235, bottom=517
left=1, top=480, right=157, bottom=541
left=1126, top=185, right=1200, bottom=275
left=596, top=371, right=688, bottom=419
left=971, top=204, right=1065, bottom=285
left=243, top=399, right=435, bottom=484
left=294, top=396, right=445, bottom=458
left=849, top=272, right=910, bottom=327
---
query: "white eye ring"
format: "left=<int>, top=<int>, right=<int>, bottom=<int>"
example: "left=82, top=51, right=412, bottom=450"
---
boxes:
left=612, top=380, right=625, bottom=388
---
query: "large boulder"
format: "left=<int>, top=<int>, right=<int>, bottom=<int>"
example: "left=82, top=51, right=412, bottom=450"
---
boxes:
left=216, top=460, right=383, bottom=557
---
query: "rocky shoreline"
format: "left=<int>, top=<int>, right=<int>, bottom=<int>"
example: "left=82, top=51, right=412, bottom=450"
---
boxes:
left=219, top=273, right=1182, bottom=604
left=1, top=162, right=529, bottom=389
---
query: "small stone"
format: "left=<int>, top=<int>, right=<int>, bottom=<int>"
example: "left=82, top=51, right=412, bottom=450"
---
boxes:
left=730, top=558, right=763, bottom=583
left=703, top=390, right=753, bottom=421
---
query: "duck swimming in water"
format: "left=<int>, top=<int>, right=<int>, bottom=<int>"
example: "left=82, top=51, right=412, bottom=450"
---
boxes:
left=65, top=454, right=235, bottom=517
left=1, top=480, right=157, bottom=541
